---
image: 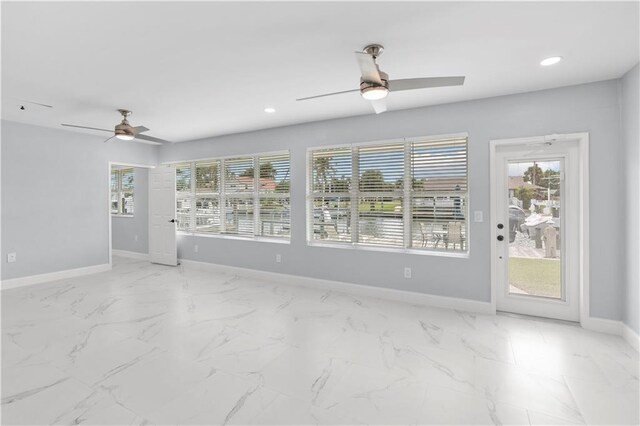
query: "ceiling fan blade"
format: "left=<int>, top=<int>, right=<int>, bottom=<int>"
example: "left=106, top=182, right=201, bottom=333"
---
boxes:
left=370, top=99, right=387, bottom=114
left=61, top=123, right=113, bottom=133
left=296, top=88, right=360, bottom=101
left=355, top=52, right=382, bottom=85
left=135, top=134, right=169, bottom=145
left=130, top=125, right=150, bottom=134
left=388, top=76, right=465, bottom=92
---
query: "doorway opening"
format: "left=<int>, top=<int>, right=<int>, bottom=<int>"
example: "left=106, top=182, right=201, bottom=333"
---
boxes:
left=108, top=162, right=155, bottom=266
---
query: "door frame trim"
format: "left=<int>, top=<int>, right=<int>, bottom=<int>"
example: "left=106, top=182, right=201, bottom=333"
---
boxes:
left=489, top=132, right=590, bottom=325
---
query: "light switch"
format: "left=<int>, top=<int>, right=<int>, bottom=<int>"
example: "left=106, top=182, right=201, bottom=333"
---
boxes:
left=474, top=211, right=484, bottom=222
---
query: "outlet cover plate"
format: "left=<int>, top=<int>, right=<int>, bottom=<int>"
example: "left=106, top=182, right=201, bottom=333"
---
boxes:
left=404, top=267, right=412, bottom=279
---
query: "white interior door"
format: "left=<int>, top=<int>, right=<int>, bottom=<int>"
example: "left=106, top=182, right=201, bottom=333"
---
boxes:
left=493, top=140, right=580, bottom=321
left=149, top=165, right=177, bottom=266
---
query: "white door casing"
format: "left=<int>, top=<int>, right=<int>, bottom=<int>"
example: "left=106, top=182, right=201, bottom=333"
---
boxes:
left=149, top=164, right=177, bottom=266
left=492, top=137, right=582, bottom=322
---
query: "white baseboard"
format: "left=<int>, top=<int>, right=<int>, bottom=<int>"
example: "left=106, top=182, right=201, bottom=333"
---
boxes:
left=1, top=264, right=112, bottom=290
left=581, top=316, right=639, bottom=352
left=581, top=316, right=623, bottom=335
left=112, top=250, right=149, bottom=261
left=177, top=259, right=637, bottom=348
left=178, top=259, right=495, bottom=315
left=622, top=323, right=640, bottom=352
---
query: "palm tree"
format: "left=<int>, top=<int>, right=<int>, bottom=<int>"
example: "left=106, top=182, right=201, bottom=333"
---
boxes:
left=314, top=156, right=334, bottom=193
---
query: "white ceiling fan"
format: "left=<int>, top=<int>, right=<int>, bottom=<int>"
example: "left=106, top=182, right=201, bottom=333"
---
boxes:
left=297, top=44, right=466, bottom=114
left=62, top=109, right=172, bottom=145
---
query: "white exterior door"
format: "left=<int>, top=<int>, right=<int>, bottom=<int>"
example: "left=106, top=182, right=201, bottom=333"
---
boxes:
left=149, top=165, right=177, bottom=266
left=492, top=139, right=581, bottom=321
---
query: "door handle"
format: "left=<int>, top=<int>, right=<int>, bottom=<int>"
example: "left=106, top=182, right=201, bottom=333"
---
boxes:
left=497, top=235, right=504, bottom=241
left=497, top=223, right=504, bottom=229
left=168, top=219, right=176, bottom=223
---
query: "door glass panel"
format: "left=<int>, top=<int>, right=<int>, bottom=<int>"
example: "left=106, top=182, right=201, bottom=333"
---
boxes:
left=507, top=159, right=562, bottom=299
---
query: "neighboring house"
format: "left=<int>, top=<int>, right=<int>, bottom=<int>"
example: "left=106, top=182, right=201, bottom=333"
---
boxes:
left=235, top=176, right=277, bottom=191
left=414, top=177, right=467, bottom=191
left=508, top=176, right=547, bottom=198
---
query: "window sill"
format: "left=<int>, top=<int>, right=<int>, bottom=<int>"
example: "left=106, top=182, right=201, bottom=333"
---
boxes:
left=112, top=214, right=135, bottom=218
left=307, top=240, right=470, bottom=258
left=177, top=231, right=290, bottom=244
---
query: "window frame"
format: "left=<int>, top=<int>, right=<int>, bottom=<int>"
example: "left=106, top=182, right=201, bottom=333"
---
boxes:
left=111, top=167, right=135, bottom=217
left=306, top=133, right=470, bottom=257
left=174, top=150, right=291, bottom=243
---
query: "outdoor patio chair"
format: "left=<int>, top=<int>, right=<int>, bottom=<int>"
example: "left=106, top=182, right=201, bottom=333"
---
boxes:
left=444, top=221, right=465, bottom=250
left=418, top=222, right=445, bottom=248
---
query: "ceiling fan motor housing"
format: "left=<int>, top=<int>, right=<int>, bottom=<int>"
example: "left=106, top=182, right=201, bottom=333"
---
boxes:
left=115, top=120, right=132, bottom=134
left=115, top=117, right=136, bottom=138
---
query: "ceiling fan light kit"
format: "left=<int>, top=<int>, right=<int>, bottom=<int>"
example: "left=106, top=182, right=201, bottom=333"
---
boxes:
left=360, top=66, right=389, bottom=100
left=361, top=85, right=389, bottom=101
left=115, top=132, right=135, bottom=141
left=296, top=43, right=465, bottom=114
left=115, top=109, right=136, bottom=140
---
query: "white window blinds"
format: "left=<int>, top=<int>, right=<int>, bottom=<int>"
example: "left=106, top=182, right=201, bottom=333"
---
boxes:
left=176, top=151, right=290, bottom=240
left=195, top=161, right=221, bottom=233
left=111, top=167, right=134, bottom=215
left=110, top=169, right=119, bottom=214
left=258, top=153, right=290, bottom=238
left=309, top=137, right=468, bottom=252
left=224, top=157, right=257, bottom=237
left=311, top=148, right=353, bottom=242
left=357, top=144, right=404, bottom=247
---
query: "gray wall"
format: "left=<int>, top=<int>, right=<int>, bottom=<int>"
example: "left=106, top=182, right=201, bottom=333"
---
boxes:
left=160, top=79, right=625, bottom=321
left=1, top=120, right=157, bottom=280
left=2, top=78, right=634, bottom=325
left=621, top=64, right=640, bottom=333
left=112, top=167, right=149, bottom=254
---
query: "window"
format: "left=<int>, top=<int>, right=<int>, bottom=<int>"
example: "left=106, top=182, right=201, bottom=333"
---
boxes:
left=308, top=136, right=468, bottom=253
left=111, top=167, right=134, bottom=215
left=176, top=151, right=290, bottom=240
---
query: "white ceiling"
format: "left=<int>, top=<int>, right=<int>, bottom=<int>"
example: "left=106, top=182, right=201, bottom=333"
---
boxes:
left=2, top=1, right=638, bottom=143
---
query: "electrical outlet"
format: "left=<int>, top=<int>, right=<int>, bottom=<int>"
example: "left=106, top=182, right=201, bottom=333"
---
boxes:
left=276, top=254, right=282, bottom=263
left=194, top=244, right=199, bottom=253
left=474, top=210, right=484, bottom=222
left=134, top=234, right=138, bottom=241
left=404, top=267, right=412, bottom=279
left=7, top=252, right=16, bottom=263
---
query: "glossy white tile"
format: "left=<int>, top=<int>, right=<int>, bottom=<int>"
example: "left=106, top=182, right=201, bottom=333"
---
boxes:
left=2, top=256, right=637, bottom=425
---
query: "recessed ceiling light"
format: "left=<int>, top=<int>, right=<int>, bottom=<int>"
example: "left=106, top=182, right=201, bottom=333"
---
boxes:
left=264, top=107, right=276, bottom=113
left=540, top=56, right=563, bottom=66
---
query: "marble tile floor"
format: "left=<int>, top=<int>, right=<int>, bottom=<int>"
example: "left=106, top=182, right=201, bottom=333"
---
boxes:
left=1, top=256, right=638, bottom=425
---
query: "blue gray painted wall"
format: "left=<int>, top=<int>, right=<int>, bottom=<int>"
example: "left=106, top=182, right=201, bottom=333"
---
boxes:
left=621, top=63, right=640, bottom=333
left=160, top=79, right=626, bottom=321
left=2, top=77, right=635, bottom=325
left=1, top=120, right=157, bottom=280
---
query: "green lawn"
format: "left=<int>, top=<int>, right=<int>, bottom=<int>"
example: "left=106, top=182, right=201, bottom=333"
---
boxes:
left=357, top=201, right=401, bottom=213
left=319, top=201, right=402, bottom=213
left=509, top=257, right=561, bottom=299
